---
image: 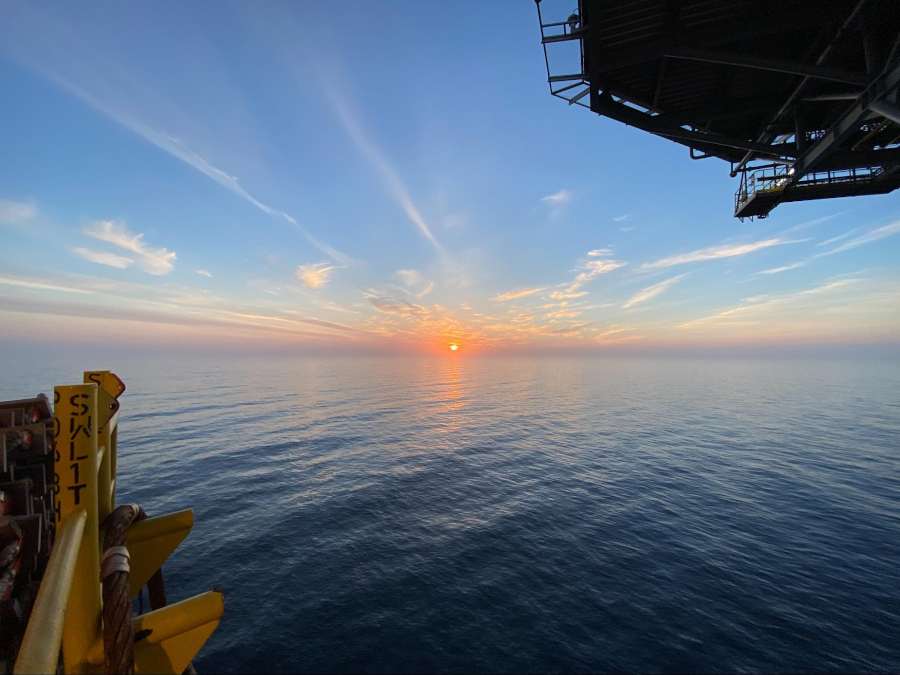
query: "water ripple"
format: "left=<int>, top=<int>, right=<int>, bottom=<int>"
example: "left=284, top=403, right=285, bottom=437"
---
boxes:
left=2, top=355, right=898, bottom=673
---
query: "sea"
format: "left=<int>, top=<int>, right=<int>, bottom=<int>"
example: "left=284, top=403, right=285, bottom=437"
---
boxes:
left=2, top=353, right=899, bottom=673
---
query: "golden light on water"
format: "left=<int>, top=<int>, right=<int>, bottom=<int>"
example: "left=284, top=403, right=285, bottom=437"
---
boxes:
left=449, top=343, right=459, bottom=351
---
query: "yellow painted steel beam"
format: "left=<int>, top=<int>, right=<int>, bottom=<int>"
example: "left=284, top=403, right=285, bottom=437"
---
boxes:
left=95, top=436, right=113, bottom=522
left=125, top=510, right=194, bottom=598
left=93, top=389, right=118, bottom=521
left=14, top=510, right=87, bottom=675
left=84, top=370, right=127, bottom=400
left=85, top=371, right=123, bottom=519
left=54, top=383, right=104, bottom=674
left=132, top=590, right=225, bottom=674
left=94, top=387, right=119, bottom=431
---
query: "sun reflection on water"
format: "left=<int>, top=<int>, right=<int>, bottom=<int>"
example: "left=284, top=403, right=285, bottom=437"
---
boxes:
left=439, top=355, right=466, bottom=433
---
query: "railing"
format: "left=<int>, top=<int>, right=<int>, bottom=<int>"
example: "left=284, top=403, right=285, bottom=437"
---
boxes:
left=536, top=1, right=591, bottom=107
left=13, top=371, right=224, bottom=675
left=15, top=511, right=87, bottom=674
left=735, top=163, right=885, bottom=211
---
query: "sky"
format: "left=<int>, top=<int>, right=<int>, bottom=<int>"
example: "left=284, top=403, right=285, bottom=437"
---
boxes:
left=1, top=1, right=898, bottom=355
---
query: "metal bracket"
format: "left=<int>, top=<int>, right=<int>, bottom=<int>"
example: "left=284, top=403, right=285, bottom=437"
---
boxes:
left=132, top=590, right=225, bottom=675
left=125, top=510, right=194, bottom=598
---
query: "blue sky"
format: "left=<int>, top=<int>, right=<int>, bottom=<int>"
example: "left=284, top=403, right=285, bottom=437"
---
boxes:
left=1, top=1, right=898, bottom=353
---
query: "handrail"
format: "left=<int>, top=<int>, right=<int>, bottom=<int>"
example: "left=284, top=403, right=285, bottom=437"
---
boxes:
left=735, top=163, right=884, bottom=208
left=14, top=510, right=88, bottom=675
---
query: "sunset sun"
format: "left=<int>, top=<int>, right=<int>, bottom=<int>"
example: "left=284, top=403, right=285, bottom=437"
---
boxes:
left=449, top=343, right=459, bottom=351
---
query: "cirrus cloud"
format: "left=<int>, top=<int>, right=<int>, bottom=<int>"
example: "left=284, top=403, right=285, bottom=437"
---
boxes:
left=639, top=237, right=801, bottom=271
left=294, top=261, right=339, bottom=289
left=549, top=289, right=589, bottom=300
left=0, top=200, right=37, bottom=225
left=84, top=220, right=176, bottom=275
left=622, top=273, right=688, bottom=308
left=392, top=269, right=435, bottom=299
left=814, top=220, right=900, bottom=257
left=70, top=246, right=133, bottom=270
left=540, top=189, right=572, bottom=205
left=754, top=262, right=805, bottom=275
left=680, top=278, right=864, bottom=329
left=493, top=287, right=548, bottom=302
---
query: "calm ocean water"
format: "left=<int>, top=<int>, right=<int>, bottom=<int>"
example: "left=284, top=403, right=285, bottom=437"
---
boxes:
left=2, top=354, right=899, bottom=673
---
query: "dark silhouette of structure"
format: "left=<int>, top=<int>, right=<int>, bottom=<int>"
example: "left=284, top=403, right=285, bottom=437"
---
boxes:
left=536, top=0, right=900, bottom=218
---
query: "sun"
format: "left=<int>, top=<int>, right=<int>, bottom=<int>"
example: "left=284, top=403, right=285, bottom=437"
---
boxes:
left=449, top=343, right=459, bottom=351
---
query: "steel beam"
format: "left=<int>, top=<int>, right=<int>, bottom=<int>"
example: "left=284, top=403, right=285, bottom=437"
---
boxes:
left=548, top=73, right=586, bottom=83
left=666, top=48, right=870, bottom=86
left=802, top=92, right=863, bottom=101
left=584, top=3, right=783, bottom=160
left=54, top=383, right=103, bottom=675
left=550, top=82, right=584, bottom=96
left=542, top=28, right=586, bottom=44
left=789, top=60, right=900, bottom=181
left=817, top=148, right=900, bottom=170
left=652, top=59, right=667, bottom=109
left=590, top=94, right=797, bottom=157
left=731, top=0, right=873, bottom=175
left=590, top=5, right=827, bottom=75
left=870, top=99, right=900, bottom=124
left=568, top=87, right=590, bottom=105
left=653, top=96, right=775, bottom=126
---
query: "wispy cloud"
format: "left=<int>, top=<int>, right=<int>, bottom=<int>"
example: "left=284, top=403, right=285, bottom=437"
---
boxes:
left=540, top=189, right=572, bottom=205
left=540, top=190, right=573, bottom=220
left=441, top=213, right=467, bottom=229
left=622, top=273, right=687, bottom=308
left=136, top=123, right=349, bottom=266
left=195, top=269, right=213, bottom=277
left=294, top=261, right=339, bottom=289
left=545, top=307, right=581, bottom=319
left=817, top=230, right=857, bottom=247
left=570, top=258, right=627, bottom=290
left=493, top=287, right=548, bottom=302
left=815, top=221, right=900, bottom=257
left=780, top=211, right=848, bottom=234
left=619, top=226, right=634, bottom=232
left=597, top=327, right=631, bottom=339
left=84, top=220, right=175, bottom=274
left=640, top=237, right=801, bottom=270
left=544, top=322, right=590, bottom=335
left=545, top=249, right=628, bottom=300
left=325, top=85, right=444, bottom=256
left=612, top=213, right=632, bottom=222
left=599, top=334, right=645, bottom=345
left=154, top=133, right=350, bottom=265
left=70, top=247, right=133, bottom=269
left=549, top=289, right=588, bottom=300
left=12, top=40, right=351, bottom=265
left=754, top=262, right=805, bottom=275
left=227, top=311, right=366, bottom=335
left=680, top=278, right=863, bottom=329
left=0, top=200, right=37, bottom=225
left=0, top=274, right=93, bottom=294
left=364, top=289, right=426, bottom=316
left=392, top=269, right=435, bottom=299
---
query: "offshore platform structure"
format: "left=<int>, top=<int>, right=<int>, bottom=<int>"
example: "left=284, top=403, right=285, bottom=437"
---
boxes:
left=536, top=0, right=900, bottom=218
